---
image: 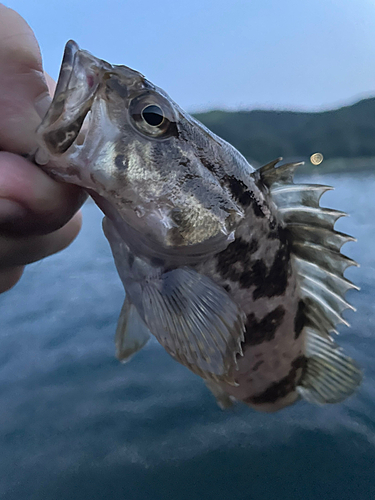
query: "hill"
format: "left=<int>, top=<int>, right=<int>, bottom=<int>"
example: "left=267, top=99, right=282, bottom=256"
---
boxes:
left=193, top=97, right=375, bottom=168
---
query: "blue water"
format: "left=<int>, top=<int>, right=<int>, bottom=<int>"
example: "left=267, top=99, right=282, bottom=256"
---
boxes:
left=1, top=172, right=375, bottom=500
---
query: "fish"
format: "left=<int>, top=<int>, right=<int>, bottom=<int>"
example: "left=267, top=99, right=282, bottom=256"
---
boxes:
left=33, top=40, right=362, bottom=412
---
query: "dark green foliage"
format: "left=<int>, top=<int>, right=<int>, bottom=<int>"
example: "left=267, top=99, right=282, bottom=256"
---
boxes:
left=193, top=98, right=375, bottom=164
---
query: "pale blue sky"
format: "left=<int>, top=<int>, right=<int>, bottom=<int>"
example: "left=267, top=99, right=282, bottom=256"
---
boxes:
left=5, top=0, right=375, bottom=112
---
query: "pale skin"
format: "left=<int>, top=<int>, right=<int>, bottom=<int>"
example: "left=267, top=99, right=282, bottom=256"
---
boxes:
left=0, top=5, right=85, bottom=293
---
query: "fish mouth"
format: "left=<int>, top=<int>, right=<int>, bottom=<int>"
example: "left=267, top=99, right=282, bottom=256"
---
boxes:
left=36, top=40, right=111, bottom=157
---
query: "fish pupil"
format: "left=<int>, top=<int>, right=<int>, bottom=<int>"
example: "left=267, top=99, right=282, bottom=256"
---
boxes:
left=142, top=105, right=164, bottom=127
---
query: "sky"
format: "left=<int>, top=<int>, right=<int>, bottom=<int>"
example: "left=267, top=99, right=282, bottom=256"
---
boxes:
left=4, top=0, right=375, bottom=112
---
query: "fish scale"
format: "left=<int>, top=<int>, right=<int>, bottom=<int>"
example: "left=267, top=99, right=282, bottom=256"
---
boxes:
left=33, top=41, right=362, bottom=413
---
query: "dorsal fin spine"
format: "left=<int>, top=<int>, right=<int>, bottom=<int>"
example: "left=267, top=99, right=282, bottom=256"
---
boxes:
left=257, top=159, right=358, bottom=339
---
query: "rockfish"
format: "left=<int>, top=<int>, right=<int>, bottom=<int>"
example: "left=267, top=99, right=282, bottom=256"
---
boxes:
left=34, top=41, right=362, bottom=412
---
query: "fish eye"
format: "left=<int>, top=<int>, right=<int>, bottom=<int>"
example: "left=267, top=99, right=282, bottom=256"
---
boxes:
left=141, top=105, right=164, bottom=127
left=129, top=93, right=177, bottom=139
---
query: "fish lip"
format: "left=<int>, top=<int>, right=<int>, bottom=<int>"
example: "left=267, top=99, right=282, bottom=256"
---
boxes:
left=54, top=40, right=107, bottom=105
left=52, top=40, right=102, bottom=122
left=54, top=40, right=80, bottom=97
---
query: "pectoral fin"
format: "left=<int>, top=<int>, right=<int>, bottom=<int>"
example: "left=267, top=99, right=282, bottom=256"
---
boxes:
left=115, top=296, right=151, bottom=363
left=142, top=267, right=246, bottom=384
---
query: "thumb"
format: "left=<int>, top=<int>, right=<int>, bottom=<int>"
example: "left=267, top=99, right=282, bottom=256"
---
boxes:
left=0, top=4, right=51, bottom=154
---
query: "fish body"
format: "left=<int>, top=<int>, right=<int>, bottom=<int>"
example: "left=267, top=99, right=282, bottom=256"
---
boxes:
left=34, top=41, right=362, bottom=412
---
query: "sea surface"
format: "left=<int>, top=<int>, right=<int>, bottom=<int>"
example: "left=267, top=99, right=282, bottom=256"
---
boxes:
left=1, top=172, right=375, bottom=500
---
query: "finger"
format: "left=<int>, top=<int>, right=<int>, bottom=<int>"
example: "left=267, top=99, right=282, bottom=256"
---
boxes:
left=44, top=72, right=56, bottom=95
left=0, top=152, right=86, bottom=236
left=0, top=210, right=82, bottom=268
left=0, top=5, right=51, bottom=154
left=0, top=266, right=24, bottom=293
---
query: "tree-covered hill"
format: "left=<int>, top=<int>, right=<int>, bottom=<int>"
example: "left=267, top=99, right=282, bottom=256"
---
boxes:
left=193, top=98, right=375, bottom=165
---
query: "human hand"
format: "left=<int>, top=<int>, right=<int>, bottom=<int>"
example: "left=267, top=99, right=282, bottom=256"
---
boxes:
left=0, top=5, right=86, bottom=293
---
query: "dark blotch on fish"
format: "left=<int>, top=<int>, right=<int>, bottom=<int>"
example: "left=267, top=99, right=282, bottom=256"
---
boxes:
left=216, top=237, right=259, bottom=282
left=168, top=227, right=185, bottom=246
left=170, top=208, right=184, bottom=226
left=235, top=247, right=290, bottom=297
left=243, top=306, right=286, bottom=346
left=294, top=300, right=306, bottom=339
left=223, top=175, right=264, bottom=214
left=127, top=253, right=135, bottom=268
left=252, top=360, right=264, bottom=372
left=247, top=355, right=306, bottom=404
left=268, top=225, right=289, bottom=243
left=250, top=244, right=291, bottom=299
left=105, top=77, right=128, bottom=98
left=44, top=121, right=83, bottom=154
left=150, top=257, right=165, bottom=267
left=223, top=176, right=251, bottom=207
left=198, top=155, right=218, bottom=175
left=251, top=197, right=266, bottom=217
left=179, top=158, right=190, bottom=168
left=217, top=230, right=290, bottom=298
left=196, top=152, right=264, bottom=217
left=115, top=154, right=127, bottom=170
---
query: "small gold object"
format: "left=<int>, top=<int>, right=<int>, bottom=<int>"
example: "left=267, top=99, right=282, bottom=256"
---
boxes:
left=310, top=152, right=324, bottom=165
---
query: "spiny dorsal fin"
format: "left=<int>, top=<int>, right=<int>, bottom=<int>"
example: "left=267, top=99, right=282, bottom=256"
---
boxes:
left=259, top=157, right=301, bottom=187
left=258, top=159, right=358, bottom=340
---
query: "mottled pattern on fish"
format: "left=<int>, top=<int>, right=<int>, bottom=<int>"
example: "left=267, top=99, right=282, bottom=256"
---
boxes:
left=34, top=41, right=362, bottom=413
left=192, top=176, right=303, bottom=411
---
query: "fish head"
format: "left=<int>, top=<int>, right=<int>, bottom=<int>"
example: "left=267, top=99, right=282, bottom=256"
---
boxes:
left=36, top=41, right=245, bottom=254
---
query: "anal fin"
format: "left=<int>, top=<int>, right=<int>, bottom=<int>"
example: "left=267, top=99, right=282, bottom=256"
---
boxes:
left=115, top=296, right=151, bottom=363
left=297, top=328, right=362, bottom=404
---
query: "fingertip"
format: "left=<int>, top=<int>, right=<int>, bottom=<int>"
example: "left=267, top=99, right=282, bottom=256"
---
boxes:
left=44, top=72, right=56, bottom=95
left=0, top=209, right=83, bottom=268
left=0, top=4, right=42, bottom=71
left=32, top=209, right=83, bottom=261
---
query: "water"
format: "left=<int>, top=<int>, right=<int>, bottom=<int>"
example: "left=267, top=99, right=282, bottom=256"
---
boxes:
left=1, top=172, right=375, bottom=500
